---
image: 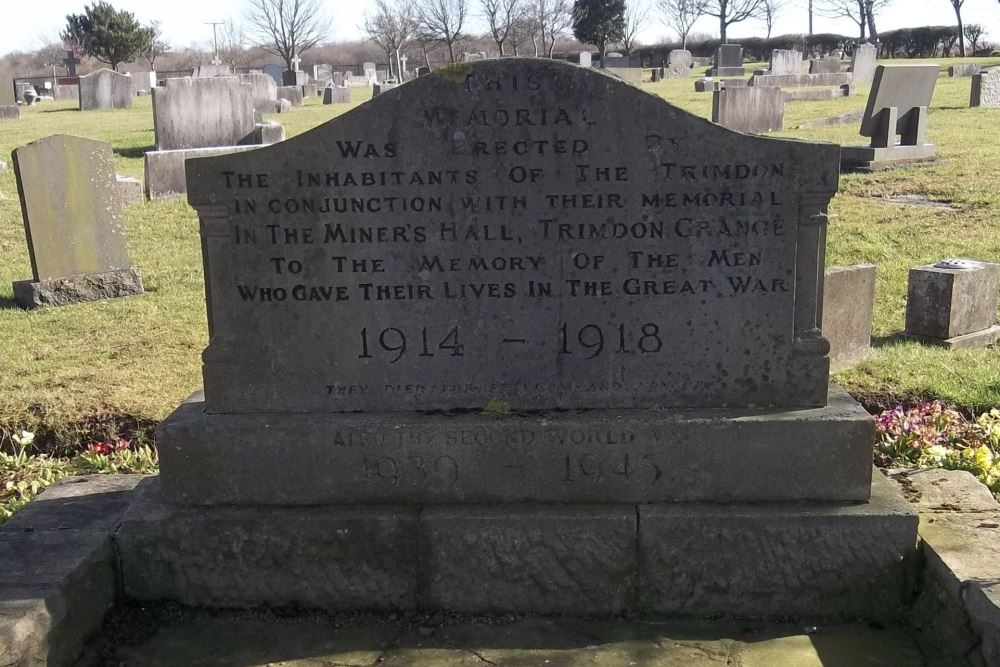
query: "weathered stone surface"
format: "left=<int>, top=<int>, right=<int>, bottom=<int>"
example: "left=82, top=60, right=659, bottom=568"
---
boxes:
left=809, top=56, right=842, bottom=74
left=78, top=68, right=132, bottom=110
left=373, top=82, right=399, bottom=96
left=604, top=67, right=642, bottom=84
left=849, top=44, right=878, bottom=84
left=782, top=85, right=851, bottom=101
left=2, top=474, right=145, bottom=533
left=0, top=104, right=20, bottom=120
left=0, top=532, right=116, bottom=667
left=579, top=52, right=592, bottom=67
left=12, top=134, right=138, bottom=291
left=966, top=582, right=1000, bottom=667
left=276, top=85, right=303, bottom=106
left=118, top=479, right=420, bottom=609
left=421, top=506, right=636, bottom=615
left=823, top=264, right=875, bottom=372
left=323, top=85, right=351, bottom=104
left=238, top=73, right=278, bottom=114
left=13, top=267, right=144, bottom=309
left=157, top=384, right=874, bottom=506
left=194, top=63, right=233, bottom=77
left=905, top=261, right=999, bottom=342
left=152, top=77, right=255, bottom=150
left=949, top=63, right=981, bottom=77
left=253, top=120, right=284, bottom=145
left=971, top=67, right=1000, bottom=108
left=185, top=59, right=839, bottom=414
left=711, top=44, right=744, bottom=76
left=668, top=49, right=692, bottom=69
left=262, top=63, right=283, bottom=84
left=890, top=468, right=1000, bottom=513
left=639, top=471, right=918, bottom=620
left=750, top=72, right=853, bottom=88
left=144, top=145, right=259, bottom=200
left=712, top=86, right=784, bottom=133
left=116, top=174, right=143, bottom=205
left=769, top=50, right=802, bottom=76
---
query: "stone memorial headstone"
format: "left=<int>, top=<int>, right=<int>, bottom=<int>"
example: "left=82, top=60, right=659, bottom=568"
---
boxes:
left=842, top=64, right=939, bottom=170
left=195, top=63, right=233, bottom=78
left=333, top=71, right=346, bottom=86
left=11, top=135, right=143, bottom=308
left=769, top=50, right=802, bottom=76
left=131, top=60, right=918, bottom=621
left=323, top=85, right=351, bottom=104
left=712, top=86, right=784, bottom=133
left=239, top=73, right=279, bottom=115
left=668, top=49, right=692, bottom=69
left=78, top=69, right=132, bottom=110
left=262, top=64, right=283, bottom=85
left=711, top=44, right=744, bottom=76
left=905, top=260, right=1000, bottom=349
left=376, top=70, right=389, bottom=83
left=0, top=71, right=15, bottom=105
left=0, top=104, right=20, bottom=120
left=949, top=64, right=981, bottom=78
left=276, top=85, right=304, bottom=107
left=849, top=44, right=878, bottom=85
left=116, top=175, right=144, bottom=206
left=823, top=265, right=876, bottom=371
left=579, top=52, right=592, bottom=67
left=809, top=56, right=842, bottom=74
left=151, top=77, right=256, bottom=150
left=971, top=67, right=1000, bottom=108
left=282, top=70, right=308, bottom=86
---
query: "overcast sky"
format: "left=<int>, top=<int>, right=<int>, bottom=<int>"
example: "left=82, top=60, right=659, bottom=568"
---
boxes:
left=2, top=0, right=999, bottom=57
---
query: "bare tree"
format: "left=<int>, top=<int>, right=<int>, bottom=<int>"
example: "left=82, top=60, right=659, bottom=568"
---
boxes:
left=947, top=0, right=967, bottom=56
left=511, top=11, right=542, bottom=54
left=217, top=20, right=250, bottom=69
left=657, top=0, right=707, bottom=48
left=621, top=0, right=650, bottom=54
left=245, top=0, right=330, bottom=70
left=416, top=0, right=468, bottom=63
left=482, top=0, right=524, bottom=55
left=145, top=21, right=169, bottom=69
left=818, top=0, right=890, bottom=42
left=761, top=0, right=786, bottom=38
left=538, top=0, right=573, bottom=57
left=704, top=0, right=765, bottom=43
left=964, top=23, right=985, bottom=54
left=365, top=0, right=415, bottom=77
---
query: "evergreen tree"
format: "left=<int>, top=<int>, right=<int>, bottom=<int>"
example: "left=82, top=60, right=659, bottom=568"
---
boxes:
left=62, top=2, right=151, bottom=72
left=572, top=0, right=626, bottom=66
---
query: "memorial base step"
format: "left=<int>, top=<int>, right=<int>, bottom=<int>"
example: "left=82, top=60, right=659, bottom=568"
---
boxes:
left=117, top=472, right=918, bottom=621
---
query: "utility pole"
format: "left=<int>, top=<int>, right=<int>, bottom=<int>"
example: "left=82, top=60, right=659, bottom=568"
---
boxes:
left=808, top=0, right=813, bottom=35
left=206, top=20, right=224, bottom=65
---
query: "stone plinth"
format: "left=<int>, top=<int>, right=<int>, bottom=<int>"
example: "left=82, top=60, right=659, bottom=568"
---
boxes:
left=905, top=261, right=1000, bottom=349
left=823, top=264, right=876, bottom=372
left=157, top=384, right=874, bottom=506
left=13, top=268, right=144, bottom=309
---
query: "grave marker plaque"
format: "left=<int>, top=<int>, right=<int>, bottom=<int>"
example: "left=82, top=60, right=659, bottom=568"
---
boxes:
left=186, top=60, right=837, bottom=414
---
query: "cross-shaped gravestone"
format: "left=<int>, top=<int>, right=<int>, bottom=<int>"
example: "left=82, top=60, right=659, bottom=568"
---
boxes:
left=291, top=55, right=302, bottom=72
left=63, top=50, right=79, bottom=77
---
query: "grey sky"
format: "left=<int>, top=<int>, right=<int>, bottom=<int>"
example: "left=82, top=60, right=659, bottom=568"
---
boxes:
left=2, top=0, right=998, bottom=57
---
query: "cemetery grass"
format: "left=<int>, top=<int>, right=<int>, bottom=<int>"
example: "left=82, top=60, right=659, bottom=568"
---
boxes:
left=0, top=62, right=997, bottom=467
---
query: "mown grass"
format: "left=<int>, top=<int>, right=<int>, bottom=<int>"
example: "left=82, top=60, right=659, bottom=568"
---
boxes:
left=0, top=63, right=998, bottom=456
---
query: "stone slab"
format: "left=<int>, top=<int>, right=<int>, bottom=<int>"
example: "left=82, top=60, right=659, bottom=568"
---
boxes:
left=0, top=104, right=20, bottom=120
left=12, top=267, right=143, bottom=309
left=905, top=324, right=1000, bottom=350
left=276, top=85, right=303, bottom=106
left=971, top=67, right=1000, bottom=108
left=116, top=174, right=143, bottom=205
left=905, top=261, right=1000, bottom=340
left=783, top=86, right=851, bottom=101
left=186, top=59, right=840, bottom=414
left=638, top=471, right=918, bottom=621
left=0, top=531, right=116, bottom=667
left=144, top=145, right=260, bottom=200
left=750, top=72, right=853, bottom=88
left=966, top=582, right=1000, bottom=667
left=13, top=134, right=130, bottom=281
left=849, top=44, right=878, bottom=84
left=712, top=86, right=784, bottom=133
left=769, top=50, right=802, bottom=76
left=840, top=143, right=938, bottom=171
left=1, top=474, right=146, bottom=533
left=152, top=77, right=256, bottom=150
left=78, top=68, right=132, bottom=110
left=421, top=506, right=636, bottom=615
left=809, top=56, right=842, bottom=74
left=323, top=86, right=351, bottom=104
left=117, top=479, right=420, bottom=610
left=157, top=383, right=875, bottom=506
left=823, top=264, right=875, bottom=372
left=889, top=468, right=999, bottom=514
left=949, top=64, right=981, bottom=77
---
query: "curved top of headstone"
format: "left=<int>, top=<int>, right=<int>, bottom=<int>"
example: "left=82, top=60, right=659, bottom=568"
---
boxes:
left=186, top=58, right=840, bottom=414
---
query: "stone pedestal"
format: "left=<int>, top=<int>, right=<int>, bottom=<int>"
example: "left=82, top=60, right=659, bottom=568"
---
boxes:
left=13, top=268, right=143, bottom=309
left=823, top=264, right=876, bottom=371
left=905, top=261, right=1000, bottom=349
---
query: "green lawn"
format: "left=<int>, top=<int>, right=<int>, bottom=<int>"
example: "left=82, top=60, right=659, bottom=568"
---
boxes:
left=0, top=62, right=998, bottom=453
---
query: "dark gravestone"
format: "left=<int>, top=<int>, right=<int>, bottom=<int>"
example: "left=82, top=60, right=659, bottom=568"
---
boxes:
left=135, top=59, right=915, bottom=620
left=78, top=69, right=133, bottom=110
left=823, top=264, right=876, bottom=371
left=11, top=135, right=143, bottom=308
left=842, top=64, right=939, bottom=171
left=262, top=64, right=283, bottom=85
left=711, top=44, right=744, bottom=77
left=905, top=260, right=1000, bottom=349
left=712, top=86, right=784, bottom=133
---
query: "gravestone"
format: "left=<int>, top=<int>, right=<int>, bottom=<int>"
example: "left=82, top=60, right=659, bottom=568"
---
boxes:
left=579, top=52, right=592, bottom=67
left=849, top=44, right=878, bottom=85
left=769, top=50, right=802, bottom=76
left=151, top=77, right=256, bottom=150
left=712, top=86, right=784, bottom=133
left=195, top=63, right=233, bottom=77
left=262, top=64, right=283, bottom=85
left=810, top=56, right=842, bottom=74
left=313, top=64, right=333, bottom=83
left=133, top=59, right=917, bottom=621
left=333, top=71, right=346, bottom=86
left=905, top=260, right=1000, bottom=349
left=971, top=68, right=1000, bottom=108
left=0, top=105, right=20, bottom=120
left=0, top=69, right=15, bottom=105
left=823, top=264, right=876, bottom=371
left=283, top=70, right=308, bottom=86
left=949, top=64, right=981, bottom=77
left=238, top=73, right=279, bottom=114
left=711, top=44, right=744, bottom=76
left=416, top=66, right=430, bottom=77
left=372, top=82, right=399, bottom=97
left=11, top=135, right=143, bottom=308
left=376, top=70, right=388, bottom=83
left=323, top=85, right=351, bottom=104
left=841, top=64, right=939, bottom=171
left=78, top=69, right=132, bottom=110
left=276, top=85, right=304, bottom=107
left=668, top=49, right=692, bottom=69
